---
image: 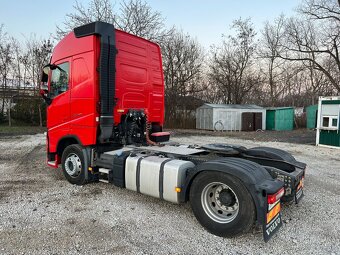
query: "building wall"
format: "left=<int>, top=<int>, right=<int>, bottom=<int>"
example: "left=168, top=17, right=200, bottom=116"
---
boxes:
left=196, top=107, right=213, bottom=130
left=316, top=97, right=340, bottom=148
left=275, top=108, right=294, bottom=131
left=319, top=130, right=340, bottom=147
left=196, top=105, right=266, bottom=131
left=266, top=108, right=294, bottom=131
left=306, top=105, right=318, bottom=129
left=196, top=107, right=266, bottom=131
left=266, top=110, right=276, bottom=130
left=212, top=109, right=239, bottom=131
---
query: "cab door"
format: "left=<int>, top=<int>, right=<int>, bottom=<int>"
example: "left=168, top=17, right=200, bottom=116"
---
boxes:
left=69, top=52, right=97, bottom=145
left=47, top=60, right=71, bottom=144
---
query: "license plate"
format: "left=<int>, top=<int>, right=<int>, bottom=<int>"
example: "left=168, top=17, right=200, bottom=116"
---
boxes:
left=263, top=201, right=283, bottom=242
left=295, top=177, right=304, bottom=204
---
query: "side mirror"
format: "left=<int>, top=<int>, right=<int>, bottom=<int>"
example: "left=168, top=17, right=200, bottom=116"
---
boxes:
left=40, top=64, right=53, bottom=105
left=41, top=65, right=51, bottom=83
left=40, top=63, right=58, bottom=83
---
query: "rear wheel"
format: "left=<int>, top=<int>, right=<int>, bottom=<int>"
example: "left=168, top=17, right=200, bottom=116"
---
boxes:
left=61, top=144, right=86, bottom=185
left=189, top=171, right=255, bottom=237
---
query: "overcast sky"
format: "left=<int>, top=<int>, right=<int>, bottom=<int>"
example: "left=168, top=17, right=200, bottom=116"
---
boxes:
left=1, top=0, right=302, bottom=48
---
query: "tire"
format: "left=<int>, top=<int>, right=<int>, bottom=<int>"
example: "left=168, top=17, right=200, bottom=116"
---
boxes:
left=61, top=144, right=87, bottom=185
left=189, top=171, right=255, bottom=237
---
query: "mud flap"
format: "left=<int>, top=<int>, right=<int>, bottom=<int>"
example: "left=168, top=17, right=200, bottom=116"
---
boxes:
left=294, top=177, right=304, bottom=204
left=82, top=147, right=97, bottom=183
left=263, top=200, right=283, bottom=242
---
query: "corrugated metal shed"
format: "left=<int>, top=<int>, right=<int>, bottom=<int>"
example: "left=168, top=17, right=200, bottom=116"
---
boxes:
left=316, top=96, right=340, bottom=148
left=266, top=107, right=294, bottom=131
left=306, top=105, right=318, bottom=129
left=196, top=104, right=266, bottom=131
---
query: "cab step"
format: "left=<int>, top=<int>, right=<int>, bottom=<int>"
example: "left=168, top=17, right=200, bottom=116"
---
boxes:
left=98, top=168, right=112, bottom=183
left=47, top=160, right=58, bottom=168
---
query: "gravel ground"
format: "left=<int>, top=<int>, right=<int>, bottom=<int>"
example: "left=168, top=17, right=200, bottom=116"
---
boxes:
left=0, top=133, right=339, bottom=254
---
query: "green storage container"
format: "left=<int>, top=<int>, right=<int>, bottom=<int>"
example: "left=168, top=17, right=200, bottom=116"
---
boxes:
left=266, top=107, right=294, bottom=131
left=306, top=105, right=318, bottom=129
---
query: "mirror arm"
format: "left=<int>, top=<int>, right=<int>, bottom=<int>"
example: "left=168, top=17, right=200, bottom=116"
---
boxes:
left=39, top=89, right=52, bottom=105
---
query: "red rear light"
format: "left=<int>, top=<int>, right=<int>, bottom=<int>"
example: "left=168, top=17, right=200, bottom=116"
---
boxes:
left=267, top=187, right=285, bottom=204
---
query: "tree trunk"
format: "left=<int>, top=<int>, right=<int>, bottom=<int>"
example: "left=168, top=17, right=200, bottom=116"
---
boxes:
left=1, top=77, right=6, bottom=116
left=38, top=103, right=42, bottom=127
left=8, top=97, right=11, bottom=127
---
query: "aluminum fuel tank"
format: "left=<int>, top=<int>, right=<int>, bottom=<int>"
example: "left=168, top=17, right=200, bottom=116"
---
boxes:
left=125, top=154, right=195, bottom=203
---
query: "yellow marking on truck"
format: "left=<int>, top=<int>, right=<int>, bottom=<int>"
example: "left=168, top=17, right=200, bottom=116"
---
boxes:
left=267, top=202, right=281, bottom=224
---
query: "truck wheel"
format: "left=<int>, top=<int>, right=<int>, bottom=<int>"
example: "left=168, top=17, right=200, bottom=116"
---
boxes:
left=61, top=144, right=86, bottom=185
left=189, top=171, right=255, bottom=237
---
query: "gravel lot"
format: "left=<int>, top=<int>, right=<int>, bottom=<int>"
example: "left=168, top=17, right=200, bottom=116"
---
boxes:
left=0, top=133, right=339, bottom=254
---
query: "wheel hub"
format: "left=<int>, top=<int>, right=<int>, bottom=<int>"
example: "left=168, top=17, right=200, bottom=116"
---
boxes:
left=201, top=182, right=239, bottom=224
left=64, top=153, right=82, bottom=177
left=218, top=189, right=236, bottom=206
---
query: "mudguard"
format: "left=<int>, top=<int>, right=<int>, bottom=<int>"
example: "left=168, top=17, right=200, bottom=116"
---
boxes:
left=242, top=147, right=306, bottom=171
left=180, top=157, right=284, bottom=227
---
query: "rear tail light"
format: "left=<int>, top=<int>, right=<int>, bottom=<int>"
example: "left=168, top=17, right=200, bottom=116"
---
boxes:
left=267, top=187, right=285, bottom=204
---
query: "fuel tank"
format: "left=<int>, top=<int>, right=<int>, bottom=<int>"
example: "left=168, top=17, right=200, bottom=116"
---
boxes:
left=125, top=154, right=195, bottom=203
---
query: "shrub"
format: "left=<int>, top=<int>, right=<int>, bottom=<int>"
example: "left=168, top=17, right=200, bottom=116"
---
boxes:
left=11, top=98, right=46, bottom=126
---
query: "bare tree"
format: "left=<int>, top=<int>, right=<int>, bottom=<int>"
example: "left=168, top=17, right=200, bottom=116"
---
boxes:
left=25, top=36, right=53, bottom=126
left=25, top=37, right=53, bottom=87
left=301, top=0, right=340, bottom=22
left=209, top=18, right=259, bottom=104
left=10, top=37, right=22, bottom=88
left=0, top=24, right=13, bottom=117
left=56, top=0, right=171, bottom=44
left=277, top=0, right=340, bottom=93
left=116, top=0, right=172, bottom=43
left=303, top=61, right=330, bottom=104
left=162, top=29, right=205, bottom=127
left=258, top=15, right=287, bottom=106
left=56, top=0, right=115, bottom=39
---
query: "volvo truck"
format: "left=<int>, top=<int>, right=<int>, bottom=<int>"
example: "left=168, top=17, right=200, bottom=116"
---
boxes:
left=40, top=21, right=306, bottom=241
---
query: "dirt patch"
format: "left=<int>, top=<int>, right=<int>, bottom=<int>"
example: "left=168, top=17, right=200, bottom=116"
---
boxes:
left=168, top=128, right=316, bottom=145
left=0, top=126, right=46, bottom=137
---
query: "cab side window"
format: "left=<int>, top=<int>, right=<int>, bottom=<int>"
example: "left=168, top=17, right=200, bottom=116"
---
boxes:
left=50, top=62, right=70, bottom=98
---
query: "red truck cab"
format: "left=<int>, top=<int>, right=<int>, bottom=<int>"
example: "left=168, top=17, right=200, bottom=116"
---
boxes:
left=42, top=22, right=165, bottom=166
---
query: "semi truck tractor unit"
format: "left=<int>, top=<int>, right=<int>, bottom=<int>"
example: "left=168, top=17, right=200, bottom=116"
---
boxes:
left=40, top=22, right=306, bottom=242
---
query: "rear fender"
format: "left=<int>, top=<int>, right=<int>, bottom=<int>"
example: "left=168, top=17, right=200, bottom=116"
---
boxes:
left=242, top=147, right=307, bottom=171
left=180, top=157, right=283, bottom=225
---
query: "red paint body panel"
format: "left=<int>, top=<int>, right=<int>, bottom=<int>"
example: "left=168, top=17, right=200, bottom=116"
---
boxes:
left=47, top=29, right=164, bottom=153
left=114, top=30, right=165, bottom=124
left=48, top=33, right=99, bottom=153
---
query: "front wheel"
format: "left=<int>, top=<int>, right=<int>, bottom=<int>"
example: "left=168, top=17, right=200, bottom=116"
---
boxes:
left=189, top=171, right=256, bottom=237
left=61, top=144, right=86, bottom=185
